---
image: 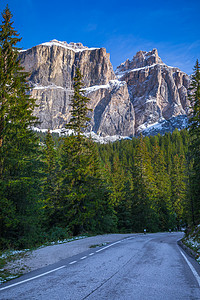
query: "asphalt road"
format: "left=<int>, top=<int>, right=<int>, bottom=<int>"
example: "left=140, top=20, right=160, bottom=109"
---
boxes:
left=0, top=232, right=200, bottom=299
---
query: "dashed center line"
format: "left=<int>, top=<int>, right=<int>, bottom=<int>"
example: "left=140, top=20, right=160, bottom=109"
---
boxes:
left=0, top=237, right=133, bottom=291
left=69, top=261, right=77, bottom=265
left=0, top=265, right=66, bottom=291
left=96, top=240, right=121, bottom=253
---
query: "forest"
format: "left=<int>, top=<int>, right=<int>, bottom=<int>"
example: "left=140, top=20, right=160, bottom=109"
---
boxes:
left=0, top=6, right=200, bottom=250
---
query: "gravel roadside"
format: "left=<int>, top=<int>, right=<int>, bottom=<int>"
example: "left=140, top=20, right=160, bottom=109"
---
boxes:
left=5, top=233, right=133, bottom=276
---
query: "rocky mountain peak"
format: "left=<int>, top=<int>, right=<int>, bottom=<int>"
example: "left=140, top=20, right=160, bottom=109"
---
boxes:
left=115, top=48, right=190, bottom=136
left=116, top=48, right=163, bottom=75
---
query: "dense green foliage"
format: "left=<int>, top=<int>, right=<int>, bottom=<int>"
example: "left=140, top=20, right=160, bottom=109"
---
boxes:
left=188, top=60, right=200, bottom=224
left=0, top=6, right=42, bottom=249
left=0, top=6, right=199, bottom=251
left=97, top=130, right=189, bottom=233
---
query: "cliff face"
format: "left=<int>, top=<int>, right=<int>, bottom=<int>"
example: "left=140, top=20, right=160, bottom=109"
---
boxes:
left=116, top=49, right=190, bottom=135
left=19, top=41, right=190, bottom=137
left=20, top=40, right=126, bottom=133
left=20, top=40, right=115, bottom=87
left=84, top=80, right=135, bottom=136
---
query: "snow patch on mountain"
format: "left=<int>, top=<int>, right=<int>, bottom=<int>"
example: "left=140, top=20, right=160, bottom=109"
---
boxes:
left=83, top=80, right=126, bottom=94
left=116, top=63, right=165, bottom=79
left=40, top=40, right=99, bottom=52
left=116, top=63, right=182, bottom=79
left=33, top=127, right=131, bottom=144
left=138, top=115, right=188, bottom=136
left=32, top=84, right=72, bottom=92
left=19, top=40, right=100, bottom=53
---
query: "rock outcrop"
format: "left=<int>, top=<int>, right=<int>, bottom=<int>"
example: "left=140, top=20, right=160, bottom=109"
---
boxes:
left=19, top=40, right=134, bottom=135
left=116, top=49, right=190, bottom=134
left=84, top=80, right=135, bottom=136
left=116, top=49, right=190, bottom=135
left=19, top=41, right=191, bottom=138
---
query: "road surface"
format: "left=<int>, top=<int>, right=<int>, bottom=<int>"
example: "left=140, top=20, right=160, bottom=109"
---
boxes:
left=0, top=232, right=200, bottom=299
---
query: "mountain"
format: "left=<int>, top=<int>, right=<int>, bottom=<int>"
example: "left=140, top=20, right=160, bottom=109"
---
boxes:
left=19, top=40, right=191, bottom=138
left=116, top=48, right=190, bottom=136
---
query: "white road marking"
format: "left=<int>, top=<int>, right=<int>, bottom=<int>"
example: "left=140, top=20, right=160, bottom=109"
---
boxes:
left=179, top=249, right=200, bottom=287
left=96, top=240, right=121, bottom=253
left=69, top=261, right=77, bottom=265
left=0, top=237, right=133, bottom=291
left=0, top=265, right=66, bottom=291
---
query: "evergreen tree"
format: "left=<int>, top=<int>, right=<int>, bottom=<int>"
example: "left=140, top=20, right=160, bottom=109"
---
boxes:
left=132, top=135, right=158, bottom=232
left=65, top=68, right=91, bottom=137
left=151, top=142, right=175, bottom=230
left=188, top=59, right=200, bottom=224
left=171, top=154, right=186, bottom=228
left=42, top=130, right=60, bottom=229
left=0, top=6, right=41, bottom=248
left=59, top=68, right=111, bottom=235
left=107, top=154, right=126, bottom=208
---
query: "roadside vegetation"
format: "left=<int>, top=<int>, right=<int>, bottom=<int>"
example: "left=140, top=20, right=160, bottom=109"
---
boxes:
left=0, top=4, right=200, bottom=265
left=182, top=225, right=200, bottom=264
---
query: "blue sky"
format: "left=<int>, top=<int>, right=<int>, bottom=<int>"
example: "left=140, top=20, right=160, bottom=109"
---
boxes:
left=1, top=0, right=199, bottom=74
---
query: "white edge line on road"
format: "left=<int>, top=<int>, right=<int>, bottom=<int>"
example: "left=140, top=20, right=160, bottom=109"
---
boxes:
left=179, top=249, right=200, bottom=287
left=0, top=265, right=66, bottom=292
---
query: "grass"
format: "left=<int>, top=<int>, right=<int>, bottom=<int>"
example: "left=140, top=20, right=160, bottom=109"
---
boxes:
left=182, top=224, right=200, bottom=264
left=0, top=250, right=30, bottom=284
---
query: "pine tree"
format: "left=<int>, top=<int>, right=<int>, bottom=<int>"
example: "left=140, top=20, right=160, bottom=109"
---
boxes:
left=59, top=68, right=110, bottom=235
left=171, top=154, right=186, bottom=228
left=0, top=6, right=41, bottom=248
left=151, top=141, right=175, bottom=230
left=108, top=154, right=126, bottom=208
left=188, top=59, right=200, bottom=224
left=65, top=68, right=91, bottom=137
left=42, top=130, right=60, bottom=229
left=132, top=135, right=158, bottom=232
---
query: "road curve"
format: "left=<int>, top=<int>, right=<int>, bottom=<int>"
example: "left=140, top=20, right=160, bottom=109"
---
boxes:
left=0, top=232, right=200, bottom=300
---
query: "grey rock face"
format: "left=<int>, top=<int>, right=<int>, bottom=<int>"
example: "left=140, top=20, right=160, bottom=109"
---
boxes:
left=20, top=40, right=115, bottom=88
left=84, top=80, right=135, bottom=136
left=116, top=49, right=190, bottom=135
left=19, top=41, right=190, bottom=137
left=116, top=49, right=163, bottom=74
left=31, top=86, right=72, bottom=129
left=19, top=40, right=128, bottom=134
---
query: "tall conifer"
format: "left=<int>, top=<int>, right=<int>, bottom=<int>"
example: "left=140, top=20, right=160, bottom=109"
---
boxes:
left=188, top=60, right=200, bottom=224
left=151, top=142, right=174, bottom=230
left=0, top=6, right=41, bottom=248
left=59, top=68, right=109, bottom=235
left=132, top=135, right=158, bottom=232
left=65, top=68, right=91, bottom=137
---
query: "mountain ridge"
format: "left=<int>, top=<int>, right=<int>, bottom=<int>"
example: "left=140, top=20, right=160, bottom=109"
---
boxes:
left=19, top=40, right=191, bottom=139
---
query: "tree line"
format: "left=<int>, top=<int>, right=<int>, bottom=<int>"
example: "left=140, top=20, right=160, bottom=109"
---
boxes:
left=0, top=6, right=199, bottom=250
